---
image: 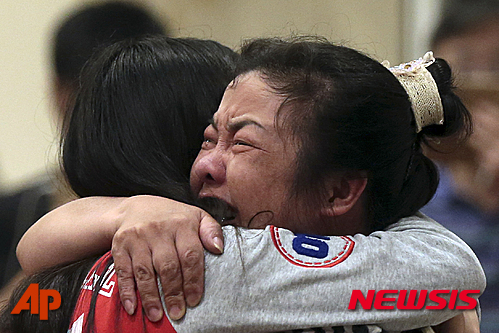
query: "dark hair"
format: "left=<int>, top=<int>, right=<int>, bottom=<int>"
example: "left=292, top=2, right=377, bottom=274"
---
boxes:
left=53, top=1, right=167, bottom=88
left=62, top=36, right=238, bottom=202
left=0, top=36, right=238, bottom=332
left=0, top=257, right=98, bottom=333
left=236, top=37, right=471, bottom=231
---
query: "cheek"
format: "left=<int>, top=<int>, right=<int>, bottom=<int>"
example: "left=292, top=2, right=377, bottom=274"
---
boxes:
left=226, top=155, right=295, bottom=213
left=225, top=158, right=257, bottom=198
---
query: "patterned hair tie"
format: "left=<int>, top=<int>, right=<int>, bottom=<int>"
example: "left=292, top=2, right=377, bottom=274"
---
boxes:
left=382, top=51, right=444, bottom=133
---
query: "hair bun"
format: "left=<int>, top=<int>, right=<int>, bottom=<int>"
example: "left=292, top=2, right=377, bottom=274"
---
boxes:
left=383, top=52, right=444, bottom=133
left=423, top=58, right=472, bottom=139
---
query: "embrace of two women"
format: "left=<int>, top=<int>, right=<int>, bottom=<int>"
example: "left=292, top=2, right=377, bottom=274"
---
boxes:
left=0, top=35, right=486, bottom=333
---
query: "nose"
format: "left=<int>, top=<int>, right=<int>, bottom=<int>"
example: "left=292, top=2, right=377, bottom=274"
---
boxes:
left=192, top=149, right=227, bottom=186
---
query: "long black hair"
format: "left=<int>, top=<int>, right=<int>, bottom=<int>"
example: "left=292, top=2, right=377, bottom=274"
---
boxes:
left=62, top=36, right=238, bottom=203
left=0, top=257, right=98, bottom=333
left=0, top=36, right=238, bottom=333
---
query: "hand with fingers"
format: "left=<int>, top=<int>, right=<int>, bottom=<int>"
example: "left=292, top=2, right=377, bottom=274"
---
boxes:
left=109, top=195, right=224, bottom=322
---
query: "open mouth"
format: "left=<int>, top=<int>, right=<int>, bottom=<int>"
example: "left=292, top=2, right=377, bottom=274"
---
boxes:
left=197, top=196, right=238, bottom=225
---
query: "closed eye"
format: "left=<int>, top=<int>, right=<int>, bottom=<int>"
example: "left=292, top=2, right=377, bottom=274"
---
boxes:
left=234, top=140, right=252, bottom=147
left=232, top=139, right=258, bottom=153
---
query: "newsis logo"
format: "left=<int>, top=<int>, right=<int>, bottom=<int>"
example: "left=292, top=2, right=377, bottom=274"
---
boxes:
left=348, top=290, right=480, bottom=310
left=11, top=283, right=61, bottom=320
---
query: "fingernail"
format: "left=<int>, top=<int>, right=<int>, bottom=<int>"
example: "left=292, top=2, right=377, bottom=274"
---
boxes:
left=148, top=307, right=163, bottom=322
left=124, top=300, right=135, bottom=315
left=168, top=305, right=185, bottom=321
left=186, top=293, right=201, bottom=307
left=213, top=236, right=224, bottom=254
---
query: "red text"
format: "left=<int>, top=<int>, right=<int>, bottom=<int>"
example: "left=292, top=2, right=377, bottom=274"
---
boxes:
left=11, top=283, right=61, bottom=320
left=348, top=289, right=480, bottom=310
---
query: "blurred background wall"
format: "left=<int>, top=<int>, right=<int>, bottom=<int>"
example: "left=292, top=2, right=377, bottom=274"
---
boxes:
left=0, top=0, right=442, bottom=190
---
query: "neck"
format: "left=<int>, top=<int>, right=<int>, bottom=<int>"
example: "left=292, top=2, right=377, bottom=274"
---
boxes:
left=324, top=200, right=368, bottom=236
left=288, top=196, right=368, bottom=236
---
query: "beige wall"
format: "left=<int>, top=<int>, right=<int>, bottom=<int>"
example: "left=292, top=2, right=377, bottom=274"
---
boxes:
left=0, top=0, right=403, bottom=190
left=144, top=0, right=404, bottom=60
left=0, top=0, right=82, bottom=190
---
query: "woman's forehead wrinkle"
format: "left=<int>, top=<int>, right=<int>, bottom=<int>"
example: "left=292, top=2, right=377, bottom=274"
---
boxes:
left=212, top=93, right=235, bottom=130
left=212, top=107, right=235, bottom=133
left=214, top=72, right=286, bottom=134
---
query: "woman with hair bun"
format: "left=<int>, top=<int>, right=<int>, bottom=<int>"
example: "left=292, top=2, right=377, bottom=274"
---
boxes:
left=15, top=37, right=484, bottom=333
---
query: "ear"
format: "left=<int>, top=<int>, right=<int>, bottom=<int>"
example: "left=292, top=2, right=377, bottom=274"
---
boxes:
left=321, top=172, right=368, bottom=217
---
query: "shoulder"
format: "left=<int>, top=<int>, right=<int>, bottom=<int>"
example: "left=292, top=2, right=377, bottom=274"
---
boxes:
left=70, top=252, right=178, bottom=333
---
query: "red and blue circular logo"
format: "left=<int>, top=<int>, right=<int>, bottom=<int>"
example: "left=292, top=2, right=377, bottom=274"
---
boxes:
left=270, top=225, right=355, bottom=268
